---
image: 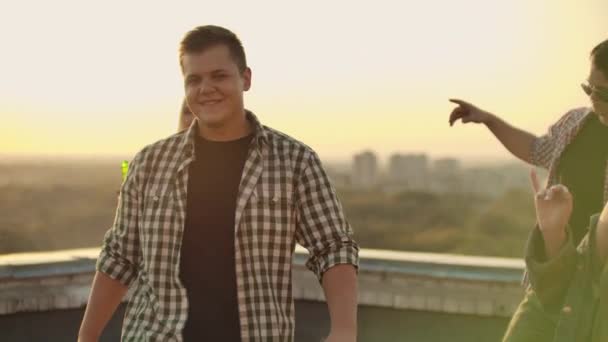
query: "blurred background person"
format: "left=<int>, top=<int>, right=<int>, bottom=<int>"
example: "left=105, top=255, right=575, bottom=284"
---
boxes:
left=522, top=169, right=608, bottom=341
left=449, top=39, right=608, bottom=341
left=178, top=97, right=195, bottom=132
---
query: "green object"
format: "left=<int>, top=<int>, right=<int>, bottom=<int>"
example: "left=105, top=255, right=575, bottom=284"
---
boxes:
left=121, top=160, right=129, bottom=182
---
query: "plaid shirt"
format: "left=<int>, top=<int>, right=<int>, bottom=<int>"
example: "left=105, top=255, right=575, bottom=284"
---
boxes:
left=97, top=111, right=359, bottom=341
left=530, top=106, right=608, bottom=203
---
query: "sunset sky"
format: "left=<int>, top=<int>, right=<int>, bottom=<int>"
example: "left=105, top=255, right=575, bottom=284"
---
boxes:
left=1, top=0, right=606, bottom=163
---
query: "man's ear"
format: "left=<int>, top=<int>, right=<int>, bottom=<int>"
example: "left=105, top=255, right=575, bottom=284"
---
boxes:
left=242, top=67, right=252, bottom=91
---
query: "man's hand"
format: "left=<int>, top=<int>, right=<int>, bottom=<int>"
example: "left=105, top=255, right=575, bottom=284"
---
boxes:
left=530, top=169, right=571, bottom=258
left=448, top=98, right=537, bottom=164
left=448, top=99, right=493, bottom=126
left=530, top=169, right=572, bottom=235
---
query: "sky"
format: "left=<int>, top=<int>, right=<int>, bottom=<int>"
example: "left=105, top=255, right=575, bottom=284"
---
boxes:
left=1, top=0, right=606, bottom=163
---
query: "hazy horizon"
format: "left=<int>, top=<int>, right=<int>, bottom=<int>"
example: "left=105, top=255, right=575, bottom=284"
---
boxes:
left=0, top=150, right=527, bottom=168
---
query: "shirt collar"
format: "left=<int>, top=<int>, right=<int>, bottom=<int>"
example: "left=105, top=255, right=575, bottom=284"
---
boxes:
left=177, top=109, right=268, bottom=160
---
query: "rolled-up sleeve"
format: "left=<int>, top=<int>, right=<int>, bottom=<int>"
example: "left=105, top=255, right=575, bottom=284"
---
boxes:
left=529, top=110, right=573, bottom=169
left=295, top=152, right=359, bottom=282
left=96, top=151, right=143, bottom=287
left=525, top=225, right=579, bottom=310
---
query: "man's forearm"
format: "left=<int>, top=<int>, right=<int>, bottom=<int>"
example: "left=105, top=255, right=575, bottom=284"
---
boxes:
left=322, top=264, right=358, bottom=338
left=78, top=272, right=128, bottom=341
left=485, top=114, right=537, bottom=164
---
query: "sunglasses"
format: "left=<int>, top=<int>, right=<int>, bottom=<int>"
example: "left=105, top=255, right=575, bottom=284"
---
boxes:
left=581, top=82, right=608, bottom=102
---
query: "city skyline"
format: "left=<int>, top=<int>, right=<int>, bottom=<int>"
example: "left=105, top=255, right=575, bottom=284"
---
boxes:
left=0, top=148, right=535, bottom=166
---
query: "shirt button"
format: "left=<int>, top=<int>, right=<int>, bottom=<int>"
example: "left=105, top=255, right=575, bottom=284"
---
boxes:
left=562, top=305, right=572, bottom=314
left=153, top=195, right=160, bottom=201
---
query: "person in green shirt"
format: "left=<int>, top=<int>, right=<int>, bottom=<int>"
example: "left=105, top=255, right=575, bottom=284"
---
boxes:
left=517, top=169, right=608, bottom=341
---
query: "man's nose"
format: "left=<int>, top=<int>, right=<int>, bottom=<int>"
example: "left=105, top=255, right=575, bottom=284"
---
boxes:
left=198, top=79, right=215, bottom=96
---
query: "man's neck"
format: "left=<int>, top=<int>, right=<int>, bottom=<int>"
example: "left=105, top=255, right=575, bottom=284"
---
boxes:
left=197, top=113, right=253, bottom=142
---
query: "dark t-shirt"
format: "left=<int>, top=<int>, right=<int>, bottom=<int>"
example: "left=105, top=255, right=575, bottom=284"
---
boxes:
left=558, top=113, right=608, bottom=244
left=179, top=133, right=253, bottom=341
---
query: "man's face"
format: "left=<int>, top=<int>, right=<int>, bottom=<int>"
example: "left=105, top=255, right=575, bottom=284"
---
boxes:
left=182, top=45, right=251, bottom=129
left=587, top=61, right=608, bottom=125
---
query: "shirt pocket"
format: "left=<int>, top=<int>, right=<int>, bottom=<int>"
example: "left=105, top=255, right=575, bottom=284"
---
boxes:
left=140, top=188, right=179, bottom=261
left=243, top=188, right=296, bottom=242
left=142, top=190, right=174, bottom=221
left=241, top=191, right=297, bottom=273
left=251, top=188, right=294, bottom=216
left=140, top=168, right=179, bottom=216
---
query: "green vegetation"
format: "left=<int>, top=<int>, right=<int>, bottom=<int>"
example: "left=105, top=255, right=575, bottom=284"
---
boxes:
left=338, top=187, right=534, bottom=257
left=0, top=161, right=535, bottom=257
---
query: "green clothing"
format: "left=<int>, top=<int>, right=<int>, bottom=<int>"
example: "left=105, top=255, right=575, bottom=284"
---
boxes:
left=505, top=108, right=608, bottom=341
left=503, top=215, right=608, bottom=341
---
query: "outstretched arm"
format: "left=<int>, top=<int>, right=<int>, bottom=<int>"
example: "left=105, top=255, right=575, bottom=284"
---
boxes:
left=449, top=99, right=537, bottom=164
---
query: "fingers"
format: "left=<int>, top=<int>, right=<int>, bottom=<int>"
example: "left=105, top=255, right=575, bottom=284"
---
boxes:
left=530, top=169, right=541, bottom=193
left=531, top=169, right=571, bottom=201
left=535, top=188, right=548, bottom=201
left=448, top=99, right=475, bottom=126
left=449, top=107, right=467, bottom=126
left=537, top=184, right=571, bottom=202
left=545, top=184, right=571, bottom=201
left=449, top=98, right=471, bottom=107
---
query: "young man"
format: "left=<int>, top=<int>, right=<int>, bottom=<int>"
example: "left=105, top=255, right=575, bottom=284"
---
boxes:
left=521, top=169, right=608, bottom=341
left=79, top=25, right=359, bottom=342
left=448, top=39, right=608, bottom=341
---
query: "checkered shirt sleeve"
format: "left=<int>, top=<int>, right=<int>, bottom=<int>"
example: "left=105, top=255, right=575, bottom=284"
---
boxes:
left=295, top=151, right=359, bottom=281
left=96, top=150, right=143, bottom=286
left=530, top=108, right=589, bottom=169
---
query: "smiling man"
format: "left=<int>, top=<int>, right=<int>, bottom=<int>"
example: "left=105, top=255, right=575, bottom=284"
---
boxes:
left=78, top=25, right=359, bottom=342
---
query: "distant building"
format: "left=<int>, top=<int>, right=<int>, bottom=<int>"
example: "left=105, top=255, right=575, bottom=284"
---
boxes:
left=352, top=151, right=378, bottom=189
left=461, top=167, right=505, bottom=197
left=431, top=158, right=462, bottom=192
left=325, top=167, right=351, bottom=189
left=387, top=153, right=429, bottom=191
left=461, top=163, right=536, bottom=197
